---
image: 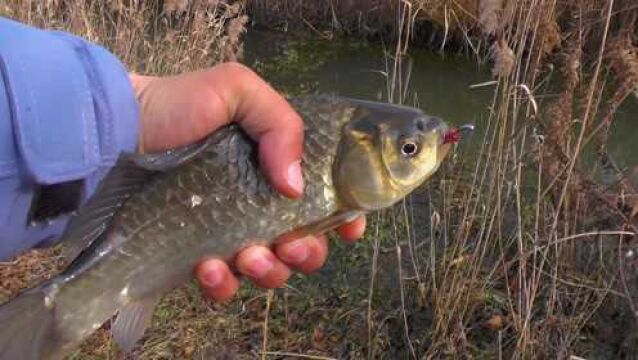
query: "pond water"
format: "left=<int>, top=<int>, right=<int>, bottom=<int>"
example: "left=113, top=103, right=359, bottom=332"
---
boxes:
left=243, top=31, right=637, bottom=176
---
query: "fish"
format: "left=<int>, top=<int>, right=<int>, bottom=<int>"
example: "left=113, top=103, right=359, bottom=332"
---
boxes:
left=0, top=95, right=468, bottom=359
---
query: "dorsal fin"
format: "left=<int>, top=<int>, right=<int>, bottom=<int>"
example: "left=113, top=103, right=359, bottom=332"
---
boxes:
left=59, top=136, right=216, bottom=262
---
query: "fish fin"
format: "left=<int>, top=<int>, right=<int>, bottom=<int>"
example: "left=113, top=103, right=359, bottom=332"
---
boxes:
left=0, top=289, right=55, bottom=360
left=59, top=155, right=159, bottom=261
left=274, top=210, right=363, bottom=246
left=60, top=135, right=216, bottom=261
left=111, top=296, right=160, bottom=353
left=131, top=134, right=216, bottom=171
left=302, top=210, right=363, bottom=234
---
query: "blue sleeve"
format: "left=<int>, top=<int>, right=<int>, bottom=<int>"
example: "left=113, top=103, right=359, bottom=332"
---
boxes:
left=0, top=17, right=140, bottom=260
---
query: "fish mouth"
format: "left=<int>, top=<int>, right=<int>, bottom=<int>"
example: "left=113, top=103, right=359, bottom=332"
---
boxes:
left=443, top=123, right=475, bottom=144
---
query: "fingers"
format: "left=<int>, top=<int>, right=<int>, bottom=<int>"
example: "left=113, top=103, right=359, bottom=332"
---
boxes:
left=211, top=62, right=305, bottom=199
left=275, top=235, right=329, bottom=274
left=194, top=246, right=293, bottom=302
left=336, top=215, right=366, bottom=243
left=195, top=259, right=239, bottom=302
left=195, top=216, right=367, bottom=302
left=194, top=235, right=329, bottom=302
left=235, top=246, right=292, bottom=289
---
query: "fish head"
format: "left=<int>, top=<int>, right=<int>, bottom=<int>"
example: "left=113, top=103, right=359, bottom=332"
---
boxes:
left=334, top=99, right=461, bottom=211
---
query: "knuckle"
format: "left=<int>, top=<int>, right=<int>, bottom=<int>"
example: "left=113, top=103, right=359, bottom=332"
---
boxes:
left=287, top=115, right=304, bottom=134
left=218, top=61, right=254, bottom=80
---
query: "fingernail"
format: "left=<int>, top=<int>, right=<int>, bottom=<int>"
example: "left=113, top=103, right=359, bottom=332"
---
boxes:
left=246, top=255, right=274, bottom=279
left=287, top=161, right=304, bottom=195
left=202, top=267, right=223, bottom=288
left=281, top=240, right=309, bottom=264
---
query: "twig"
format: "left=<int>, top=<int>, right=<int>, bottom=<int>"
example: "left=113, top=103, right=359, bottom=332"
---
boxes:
left=261, top=289, right=274, bottom=360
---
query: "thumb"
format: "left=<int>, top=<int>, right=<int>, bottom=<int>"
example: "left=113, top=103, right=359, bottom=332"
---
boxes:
left=257, top=126, right=304, bottom=198
left=213, top=63, right=305, bottom=198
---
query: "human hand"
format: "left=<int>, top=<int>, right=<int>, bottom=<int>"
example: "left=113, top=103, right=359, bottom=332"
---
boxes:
left=129, top=62, right=366, bottom=301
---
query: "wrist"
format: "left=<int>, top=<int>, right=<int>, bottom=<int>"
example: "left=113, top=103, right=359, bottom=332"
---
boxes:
left=128, top=73, right=157, bottom=153
left=128, top=73, right=156, bottom=100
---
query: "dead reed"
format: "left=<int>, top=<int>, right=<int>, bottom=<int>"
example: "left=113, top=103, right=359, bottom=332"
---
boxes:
left=366, top=0, right=638, bottom=358
left=1, top=0, right=247, bottom=74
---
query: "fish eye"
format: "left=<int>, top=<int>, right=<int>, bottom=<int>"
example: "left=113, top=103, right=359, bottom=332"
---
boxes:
left=400, top=140, right=419, bottom=157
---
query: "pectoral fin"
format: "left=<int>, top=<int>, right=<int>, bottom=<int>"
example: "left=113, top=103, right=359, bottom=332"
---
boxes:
left=59, top=156, right=158, bottom=262
left=111, top=296, right=161, bottom=353
left=60, top=134, right=218, bottom=262
left=131, top=135, right=216, bottom=171
left=274, top=210, right=363, bottom=245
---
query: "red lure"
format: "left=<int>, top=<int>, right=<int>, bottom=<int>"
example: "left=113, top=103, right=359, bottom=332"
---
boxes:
left=443, top=128, right=461, bottom=144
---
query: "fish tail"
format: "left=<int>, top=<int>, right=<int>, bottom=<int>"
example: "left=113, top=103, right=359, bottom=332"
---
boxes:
left=0, top=286, right=56, bottom=360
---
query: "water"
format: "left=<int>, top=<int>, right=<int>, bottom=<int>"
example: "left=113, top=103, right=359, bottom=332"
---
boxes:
left=243, top=31, right=637, bottom=174
left=244, top=31, right=492, bottom=125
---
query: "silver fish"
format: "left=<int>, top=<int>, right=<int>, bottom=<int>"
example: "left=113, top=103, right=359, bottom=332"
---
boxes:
left=0, top=95, right=465, bottom=359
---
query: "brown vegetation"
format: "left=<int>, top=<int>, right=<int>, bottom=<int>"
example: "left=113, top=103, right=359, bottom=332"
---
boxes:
left=1, top=0, right=247, bottom=74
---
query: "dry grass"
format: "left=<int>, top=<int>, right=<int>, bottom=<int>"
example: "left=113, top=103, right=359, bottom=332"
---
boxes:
left=1, top=0, right=247, bottom=74
left=0, top=247, right=63, bottom=303
left=383, top=1, right=638, bottom=358
left=1, top=0, right=638, bottom=359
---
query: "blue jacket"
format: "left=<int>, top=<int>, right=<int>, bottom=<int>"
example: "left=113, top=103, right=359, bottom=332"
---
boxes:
left=0, top=17, right=139, bottom=261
